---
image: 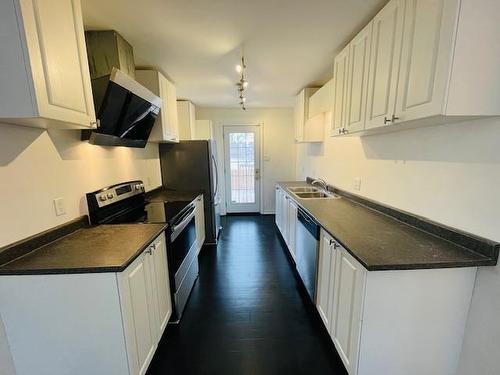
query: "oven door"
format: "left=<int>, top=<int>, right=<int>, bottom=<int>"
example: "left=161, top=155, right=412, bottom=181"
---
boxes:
left=168, top=204, right=197, bottom=287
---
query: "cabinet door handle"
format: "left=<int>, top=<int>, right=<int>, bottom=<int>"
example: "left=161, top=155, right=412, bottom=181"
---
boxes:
left=384, top=116, right=392, bottom=124
left=392, top=115, right=400, bottom=122
left=329, top=239, right=340, bottom=249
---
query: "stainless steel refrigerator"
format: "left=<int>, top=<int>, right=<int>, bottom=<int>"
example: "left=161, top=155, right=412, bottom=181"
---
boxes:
left=159, top=140, right=221, bottom=244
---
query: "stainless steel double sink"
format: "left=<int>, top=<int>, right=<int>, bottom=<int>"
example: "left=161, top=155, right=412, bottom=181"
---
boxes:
left=287, top=186, right=340, bottom=200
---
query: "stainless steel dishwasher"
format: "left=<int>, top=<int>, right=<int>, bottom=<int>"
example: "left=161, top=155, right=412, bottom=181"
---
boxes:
left=296, top=207, right=320, bottom=302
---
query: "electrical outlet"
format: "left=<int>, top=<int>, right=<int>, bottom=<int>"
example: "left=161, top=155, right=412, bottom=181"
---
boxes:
left=354, top=177, right=362, bottom=191
left=53, top=198, right=66, bottom=216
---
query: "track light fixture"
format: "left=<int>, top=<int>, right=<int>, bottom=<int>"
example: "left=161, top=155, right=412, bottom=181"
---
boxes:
left=235, top=56, right=247, bottom=110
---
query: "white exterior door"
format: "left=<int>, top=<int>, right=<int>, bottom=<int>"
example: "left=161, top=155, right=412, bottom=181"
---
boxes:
left=223, top=125, right=261, bottom=213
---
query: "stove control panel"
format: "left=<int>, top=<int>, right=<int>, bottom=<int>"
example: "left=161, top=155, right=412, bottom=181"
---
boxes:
left=90, top=181, right=145, bottom=208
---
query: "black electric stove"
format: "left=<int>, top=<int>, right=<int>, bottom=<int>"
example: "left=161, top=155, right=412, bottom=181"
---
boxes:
left=86, top=180, right=200, bottom=323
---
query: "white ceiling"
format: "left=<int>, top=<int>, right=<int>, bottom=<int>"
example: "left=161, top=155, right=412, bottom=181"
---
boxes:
left=82, top=0, right=386, bottom=108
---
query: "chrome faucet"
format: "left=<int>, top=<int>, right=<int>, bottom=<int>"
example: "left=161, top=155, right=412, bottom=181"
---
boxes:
left=311, top=178, right=327, bottom=190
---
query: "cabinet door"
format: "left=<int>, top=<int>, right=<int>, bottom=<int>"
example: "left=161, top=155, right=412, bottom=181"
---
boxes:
left=118, top=252, right=156, bottom=375
left=317, top=230, right=337, bottom=330
left=331, top=45, right=349, bottom=135
left=150, top=236, right=172, bottom=337
left=156, top=74, right=177, bottom=142
left=165, top=78, right=179, bottom=142
left=19, top=0, right=95, bottom=126
left=283, top=194, right=290, bottom=243
left=195, top=195, right=206, bottom=252
left=395, top=0, right=452, bottom=122
left=345, top=23, right=372, bottom=133
left=365, top=0, right=405, bottom=130
left=331, top=247, right=367, bottom=375
left=294, top=90, right=306, bottom=142
left=287, top=199, right=298, bottom=260
left=275, top=188, right=282, bottom=229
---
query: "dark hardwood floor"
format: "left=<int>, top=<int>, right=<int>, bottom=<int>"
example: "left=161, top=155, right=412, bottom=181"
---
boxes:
left=146, top=214, right=347, bottom=375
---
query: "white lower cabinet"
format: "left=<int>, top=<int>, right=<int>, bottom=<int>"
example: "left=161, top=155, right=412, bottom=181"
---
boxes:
left=0, top=233, right=171, bottom=375
left=331, top=243, right=366, bottom=374
left=275, top=186, right=298, bottom=261
left=316, top=230, right=477, bottom=375
left=316, top=230, right=338, bottom=330
left=195, top=194, right=206, bottom=253
left=275, top=187, right=283, bottom=231
left=118, top=251, right=157, bottom=375
left=118, top=233, right=173, bottom=375
left=286, top=199, right=298, bottom=260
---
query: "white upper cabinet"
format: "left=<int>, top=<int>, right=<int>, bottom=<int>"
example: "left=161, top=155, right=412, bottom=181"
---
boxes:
left=136, top=70, right=179, bottom=143
left=394, top=0, right=451, bottom=121
left=364, top=0, right=405, bottom=130
left=0, top=0, right=96, bottom=129
left=332, top=0, right=500, bottom=135
left=305, top=79, right=333, bottom=142
left=331, top=45, right=349, bottom=135
left=394, top=0, right=500, bottom=122
left=177, top=100, right=196, bottom=140
left=294, top=87, right=319, bottom=142
left=344, top=23, right=372, bottom=133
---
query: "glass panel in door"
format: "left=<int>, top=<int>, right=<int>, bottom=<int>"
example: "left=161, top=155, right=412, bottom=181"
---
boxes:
left=223, top=126, right=261, bottom=213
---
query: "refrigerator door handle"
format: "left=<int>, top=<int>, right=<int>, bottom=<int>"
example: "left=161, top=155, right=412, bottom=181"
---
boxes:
left=211, top=154, right=219, bottom=200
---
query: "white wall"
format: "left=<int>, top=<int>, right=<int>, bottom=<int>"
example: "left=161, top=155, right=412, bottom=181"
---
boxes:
left=0, top=123, right=162, bottom=374
left=196, top=107, right=296, bottom=214
left=0, top=124, right=162, bottom=248
left=296, top=117, right=500, bottom=374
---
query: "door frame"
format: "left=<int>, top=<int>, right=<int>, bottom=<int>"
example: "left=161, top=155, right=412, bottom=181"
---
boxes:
left=219, top=122, right=264, bottom=215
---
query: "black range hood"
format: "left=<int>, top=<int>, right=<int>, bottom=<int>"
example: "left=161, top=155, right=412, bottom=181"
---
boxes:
left=82, top=68, right=161, bottom=148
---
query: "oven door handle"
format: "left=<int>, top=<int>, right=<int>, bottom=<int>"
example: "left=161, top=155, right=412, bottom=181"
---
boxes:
left=170, top=205, right=196, bottom=241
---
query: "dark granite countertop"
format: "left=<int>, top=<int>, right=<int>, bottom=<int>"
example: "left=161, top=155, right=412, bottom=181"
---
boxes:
left=278, top=181, right=497, bottom=271
left=146, top=187, right=202, bottom=202
left=0, top=224, right=167, bottom=275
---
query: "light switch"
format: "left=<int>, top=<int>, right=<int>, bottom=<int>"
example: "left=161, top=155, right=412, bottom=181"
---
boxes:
left=354, top=177, right=362, bottom=191
left=53, top=198, right=66, bottom=216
